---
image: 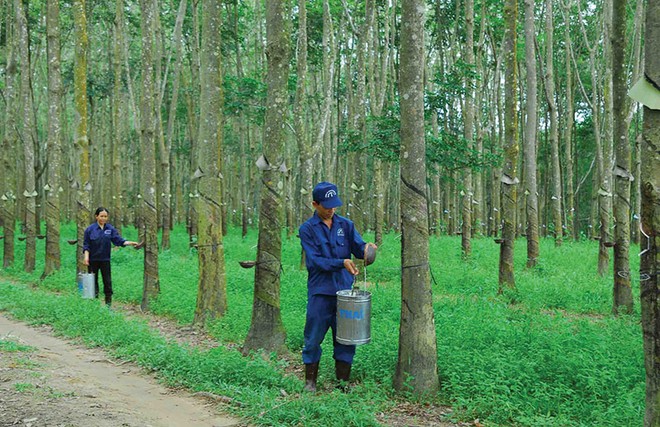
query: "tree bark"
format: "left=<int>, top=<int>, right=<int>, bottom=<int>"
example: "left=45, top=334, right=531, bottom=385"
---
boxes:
left=73, top=0, right=91, bottom=274
left=563, top=17, right=576, bottom=240
left=2, top=0, right=17, bottom=268
left=294, top=0, right=311, bottom=228
left=186, top=0, right=200, bottom=240
left=611, top=0, right=633, bottom=315
left=499, top=0, right=519, bottom=291
left=243, top=0, right=290, bottom=354
left=346, top=0, right=372, bottom=233
left=16, top=0, right=36, bottom=273
left=316, top=0, right=336, bottom=184
left=491, top=44, right=504, bottom=238
left=193, top=0, right=227, bottom=325
left=576, top=0, right=611, bottom=274
left=394, top=0, right=439, bottom=395
left=44, top=0, right=63, bottom=278
left=640, top=1, right=660, bottom=423
left=629, top=0, right=644, bottom=245
left=602, top=0, right=615, bottom=275
left=523, top=0, right=539, bottom=268
left=544, top=0, right=563, bottom=247
left=112, top=0, right=126, bottom=232
left=473, top=1, right=487, bottom=237
left=139, top=0, right=160, bottom=311
left=461, top=0, right=475, bottom=258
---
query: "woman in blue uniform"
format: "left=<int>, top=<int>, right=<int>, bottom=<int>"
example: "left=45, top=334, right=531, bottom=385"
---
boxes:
left=83, top=207, right=138, bottom=307
left=299, top=182, right=377, bottom=392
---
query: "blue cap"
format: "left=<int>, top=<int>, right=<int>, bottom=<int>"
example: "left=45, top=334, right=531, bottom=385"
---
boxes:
left=313, top=182, right=343, bottom=208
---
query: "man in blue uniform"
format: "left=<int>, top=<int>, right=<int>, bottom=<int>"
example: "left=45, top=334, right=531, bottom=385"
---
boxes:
left=299, top=182, right=376, bottom=392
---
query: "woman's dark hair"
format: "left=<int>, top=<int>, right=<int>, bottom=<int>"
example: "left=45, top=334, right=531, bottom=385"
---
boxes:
left=94, top=207, right=109, bottom=216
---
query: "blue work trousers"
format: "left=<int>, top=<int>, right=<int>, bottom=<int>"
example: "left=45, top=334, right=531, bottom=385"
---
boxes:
left=302, top=294, right=356, bottom=365
left=88, top=260, right=112, bottom=299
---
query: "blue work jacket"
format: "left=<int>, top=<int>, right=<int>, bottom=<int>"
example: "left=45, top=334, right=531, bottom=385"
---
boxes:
left=299, top=212, right=366, bottom=297
left=83, top=223, right=126, bottom=262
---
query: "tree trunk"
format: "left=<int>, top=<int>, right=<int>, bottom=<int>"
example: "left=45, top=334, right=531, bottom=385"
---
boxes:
left=544, top=0, right=563, bottom=247
left=16, top=0, right=36, bottom=273
left=186, top=0, right=200, bottom=241
left=294, top=0, right=312, bottom=227
left=193, top=0, right=227, bottom=325
left=491, top=41, right=504, bottom=238
left=44, top=0, right=63, bottom=278
left=165, top=0, right=187, bottom=239
left=346, top=0, right=372, bottom=234
left=2, top=0, right=17, bottom=268
left=473, top=1, right=487, bottom=237
left=629, top=0, right=644, bottom=245
left=139, top=0, right=160, bottom=311
left=112, top=0, right=126, bottom=232
left=640, top=2, right=660, bottom=423
left=612, top=0, right=633, bottom=314
left=243, top=0, right=290, bottom=354
left=499, top=0, right=519, bottom=292
left=394, top=0, right=439, bottom=395
left=316, top=0, right=336, bottom=184
left=461, top=0, right=475, bottom=258
left=73, top=0, right=91, bottom=274
left=523, top=0, right=539, bottom=268
left=563, top=18, right=576, bottom=240
left=601, top=0, right=615, bottom=275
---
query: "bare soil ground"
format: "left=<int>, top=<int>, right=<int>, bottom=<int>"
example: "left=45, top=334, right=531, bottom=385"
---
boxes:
left=0, top=313, right=243, bottom=427
left=1, top=303, right=473, bottom=427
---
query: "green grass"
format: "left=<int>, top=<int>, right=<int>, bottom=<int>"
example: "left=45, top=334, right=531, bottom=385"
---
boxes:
left=14, top=382, right=36, bottom=393
left=0, top=222, right=644, bottom=426
left=0, top=339, right=33, bottom=353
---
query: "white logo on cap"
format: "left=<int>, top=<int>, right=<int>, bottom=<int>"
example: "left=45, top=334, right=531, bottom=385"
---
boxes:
left=325, top=189, right=337, bottom=199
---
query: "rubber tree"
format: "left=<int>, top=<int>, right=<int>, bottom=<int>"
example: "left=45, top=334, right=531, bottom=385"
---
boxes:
left=461, top=0, right=475, bottom=258
left=2, top=0, right=17, bottom=269
left=16, top=0, right=36, bottom=273
left=43, top=0, right=64, bottom=278
left=640, top=0, right=660, bottom=424
left=499, top=0, right=519, bottom=292
left=523, top=0, right=539, bottom=268
left=193, top=0, right=227, bottom=325
left=612, top=0, right=633, bottom=315
left=394, top=0, right=439, bottom=395
left=544, top=0, right=563, bottom=247
left=243, top=0, right=290, bottom=354
left=73, top=0, right=91, bottom=274
left=111, top=0, right=125, bottom=233
left=139, top=0, right=161, bottom=311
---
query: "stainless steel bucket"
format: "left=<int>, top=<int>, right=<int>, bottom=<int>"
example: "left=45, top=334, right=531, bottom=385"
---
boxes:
left=336, top=289, right=371, bottom=346
left=79, top=273, right=95, bottom=299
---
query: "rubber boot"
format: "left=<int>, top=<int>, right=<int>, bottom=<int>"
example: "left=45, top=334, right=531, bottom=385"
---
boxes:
left=335, top=360, right=351, bottom=392
left=303, top=363, right=319, bottom=393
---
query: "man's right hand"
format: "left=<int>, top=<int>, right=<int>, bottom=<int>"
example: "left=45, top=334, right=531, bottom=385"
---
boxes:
left=343, top=259, right=359, bottom=275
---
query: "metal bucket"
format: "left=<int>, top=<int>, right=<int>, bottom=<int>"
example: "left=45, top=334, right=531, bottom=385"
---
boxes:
left=336, top=289, right=371, bottom=346
left=79, top=273, right=95, bottom=299
left=76, top=272, right=83, bottom=295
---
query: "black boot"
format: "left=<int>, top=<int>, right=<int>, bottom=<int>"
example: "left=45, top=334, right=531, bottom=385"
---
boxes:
left=105, top=295, right=112, bottom=308
left=335, top=360, right=351, bottom=392
left=303, top=363, right=319, bottom=393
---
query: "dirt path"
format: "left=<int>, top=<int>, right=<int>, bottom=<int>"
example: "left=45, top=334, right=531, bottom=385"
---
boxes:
left=0, top=313, right=244, bottom=427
